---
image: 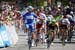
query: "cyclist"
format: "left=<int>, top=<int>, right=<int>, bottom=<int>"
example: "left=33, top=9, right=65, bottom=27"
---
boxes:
left=59, top=15, right=70, bottom=42
left=46, top=11, right=54, bottom=31
left=66, top=14, right=75, bottom=42
left=23, top=6, right=37, bottom=47
left=36, top=9, right=47, bottom=42
left=47, top=19, right=59, bottom=45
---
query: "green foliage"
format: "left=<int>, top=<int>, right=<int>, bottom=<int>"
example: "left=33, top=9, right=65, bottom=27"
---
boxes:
left=1, top=0, right=15, bottom=2
left=58, top=0, right=69, bottom=5
left=30, top=0, right=46, bottom=7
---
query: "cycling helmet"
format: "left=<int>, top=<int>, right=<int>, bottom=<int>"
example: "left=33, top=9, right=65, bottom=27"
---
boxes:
left=27, top=6, right=34, bottom=11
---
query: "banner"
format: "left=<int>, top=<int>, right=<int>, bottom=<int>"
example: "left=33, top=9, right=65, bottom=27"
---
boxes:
left=0, top=30, right=4, bottom=47
left=0, top=25, right=11, bottom=47
left=6, top=25, right=18, bottom=45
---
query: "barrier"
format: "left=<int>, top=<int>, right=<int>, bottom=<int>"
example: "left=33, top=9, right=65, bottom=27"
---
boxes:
left=0, top=24, right=11, bottom=47
left=6, top=25, right=18, bottom=45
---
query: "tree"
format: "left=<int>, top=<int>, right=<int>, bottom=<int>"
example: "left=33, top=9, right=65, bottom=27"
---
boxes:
left=58, top=0, right=69, bottom=5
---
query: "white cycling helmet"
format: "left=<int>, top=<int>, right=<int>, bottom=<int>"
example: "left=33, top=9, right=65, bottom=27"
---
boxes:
left=66, top=14, right=72, bottom=19
left=27, top=6, right=34, bottom=11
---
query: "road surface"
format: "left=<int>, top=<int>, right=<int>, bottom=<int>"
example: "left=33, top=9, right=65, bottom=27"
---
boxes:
left=0, top=30, right=75, bottom=50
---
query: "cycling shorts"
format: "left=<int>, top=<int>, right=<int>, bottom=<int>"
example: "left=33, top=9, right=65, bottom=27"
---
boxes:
left=25, top=23, right=35, bottom=32
left=36, top=23, right=43, bottom=29
left=59, top=24, right=68, bottom=30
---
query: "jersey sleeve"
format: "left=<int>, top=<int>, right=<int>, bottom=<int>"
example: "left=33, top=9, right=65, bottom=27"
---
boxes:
left=23, top=14, right=26, bottom=20
left=55, top=23, right=59, bottom=29
left=33, top=13, right=37, bottom=18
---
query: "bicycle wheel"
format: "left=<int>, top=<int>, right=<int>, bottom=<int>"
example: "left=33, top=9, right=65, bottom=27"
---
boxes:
left=35, top=39, right=39, bottom=47
left=47, top=37, right=51, bottom=49
left=28, top=40, right=32, bottom=49
left=28, top=32, right=32, bottom=49
left=62, top=32, right=65, bottom=46
left=47, top=31, right=52, bottom=49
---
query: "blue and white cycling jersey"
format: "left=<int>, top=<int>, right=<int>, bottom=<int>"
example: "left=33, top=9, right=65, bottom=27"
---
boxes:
left=23, top=12, right=37, bottom=32
left=23, top=12, right=37, bottom=24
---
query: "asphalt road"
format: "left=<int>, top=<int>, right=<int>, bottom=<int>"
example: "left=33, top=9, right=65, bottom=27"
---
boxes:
left=0, top=30, right=75, bottom=50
